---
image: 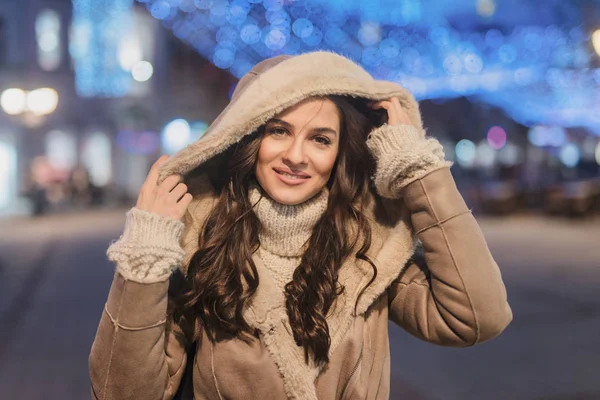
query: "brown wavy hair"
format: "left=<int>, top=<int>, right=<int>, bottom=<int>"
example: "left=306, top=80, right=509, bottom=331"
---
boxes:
left=176, top=95, right=378, bottom=365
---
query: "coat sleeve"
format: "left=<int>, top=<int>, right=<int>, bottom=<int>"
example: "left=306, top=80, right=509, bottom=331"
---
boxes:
left=365, top=124, right=512, bottom=347
left=89, top=272, right=194, bottom=400
left=89, top=207, right=197, bottom=400
left=387, top=167, right=512, bottom=346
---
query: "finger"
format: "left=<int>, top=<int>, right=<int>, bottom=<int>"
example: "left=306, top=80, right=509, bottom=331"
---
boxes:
left=175, top=193, right=193, bottom=220
left=168, top=182, right=188, bottom=202
left=179, top=192, right=193, bottom=207
left=158, top=174, right=182, bottom=195
left=371, top=101, right=392, bottom=111
left=144, top=155, right=170, bottom=188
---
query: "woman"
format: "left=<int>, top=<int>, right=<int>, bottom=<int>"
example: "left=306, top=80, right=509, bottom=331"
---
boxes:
left=89, top=51, right=512, bottom=400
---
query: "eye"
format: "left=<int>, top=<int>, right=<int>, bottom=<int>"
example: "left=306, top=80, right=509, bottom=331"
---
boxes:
left=314, top=135, right=331, bottom=145
left=268, top=127, right=288, bottom=136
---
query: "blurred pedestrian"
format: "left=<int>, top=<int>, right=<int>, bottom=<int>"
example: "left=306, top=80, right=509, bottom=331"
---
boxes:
left=90, top=52, right=512, bottom=400
left=68, top=165, right=103, bottom=208
left=23, top=156, right=52, bottom=216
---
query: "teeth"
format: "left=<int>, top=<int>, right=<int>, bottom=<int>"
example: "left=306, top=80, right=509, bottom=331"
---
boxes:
left=280, top=172, right=304, bottom=179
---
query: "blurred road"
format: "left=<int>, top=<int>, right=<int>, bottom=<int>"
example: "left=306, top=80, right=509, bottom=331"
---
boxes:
left=0, top=211, right=599, bottom=400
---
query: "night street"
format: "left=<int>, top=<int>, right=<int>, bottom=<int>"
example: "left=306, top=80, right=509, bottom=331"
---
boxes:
left=0, top=211, right=598, bottom=400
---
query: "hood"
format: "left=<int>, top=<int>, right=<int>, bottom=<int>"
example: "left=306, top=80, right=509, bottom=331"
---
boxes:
left=157, top=51, right=423, bottom=183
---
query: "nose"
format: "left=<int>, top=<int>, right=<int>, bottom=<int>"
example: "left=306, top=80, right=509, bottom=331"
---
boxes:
left=282, top=137, right=308, bottom=167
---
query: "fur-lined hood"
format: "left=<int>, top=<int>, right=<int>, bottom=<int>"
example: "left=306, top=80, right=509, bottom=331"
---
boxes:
left=156, top=51, right=421, bottom=400
left=157, top=51, right=423, bottom=183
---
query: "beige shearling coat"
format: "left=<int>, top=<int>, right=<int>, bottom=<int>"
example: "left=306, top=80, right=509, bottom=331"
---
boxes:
left=89, top=51, right=512, bottom=400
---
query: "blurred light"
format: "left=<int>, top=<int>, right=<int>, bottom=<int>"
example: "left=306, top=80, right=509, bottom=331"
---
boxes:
left=292, top=18, right=313, bottom=38
left=464, top=53, right=483, bottom=73
left=162, top=119, right=191, bottom=154
left=39, top=32, right=59, bottom=52
left=476, top=141, right=496, bottom=168
left=485, top=29, right=503, bottom=48
left=241, top=24, right=261, bottom=44
left=131, top=61, right=154, bottom=82
left=498, top=142, right=523, bottom=166
left=119, top=36, right=143, bottom=70
left=498, top=44, right=517, bottom=64
left=358, top=22, right=381, bottom=47
left=1, top=89, right=27, bottom=115
left=213, top=46, right=235, bottom=68
left=547, top=126, right=567, bottom=147
left=27, top=88, right=59, bottom=116
left=456, top=139, right=476, bottom=168
left=136, top=0, right=600, bottom=133
left=443, top=54, right=462, bottom=75
left=559, top=143, right=581, bottom=167
left=592, top=30, right=600, bottom=57
left=476, top=0, right=496, bottom=17
left=302, top=27, right=323, bottom=47
left=487, top=126, right=507, bottom=149
left=150, top=1, right=171, bottom=19
left=0, top=141, right=16, bottom=208
left=71, top=0, right=133, bottom=97
left=595, top=142, right=600, bottom=166
left=82, top=132, right=112, bottom=186
left=46, top=130, right=77, bottom=170
left=379, top=38, right=400, bottom=58
left=36, top=9, right=62, bottom=71
left=514, top=68, right=534, bottom=86
left=528, top=125, right=567, bottom=147
left=264, top=26, right=288, bottom=51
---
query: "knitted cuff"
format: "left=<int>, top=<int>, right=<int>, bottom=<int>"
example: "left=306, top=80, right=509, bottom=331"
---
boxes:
left=107, top=208, right=186, bottom=284
left=366, top=124, right=453, bottom=199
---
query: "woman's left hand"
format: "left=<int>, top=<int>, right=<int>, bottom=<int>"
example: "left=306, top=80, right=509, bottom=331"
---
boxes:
left=369, top=97, right=412, bottom=126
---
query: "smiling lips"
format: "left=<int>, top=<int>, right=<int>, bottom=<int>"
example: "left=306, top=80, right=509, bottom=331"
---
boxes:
left=273, top=167, right=310, bottom=185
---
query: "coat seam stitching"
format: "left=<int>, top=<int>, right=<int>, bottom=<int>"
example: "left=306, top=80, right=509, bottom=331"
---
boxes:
left=415, top=209, right=472, bottom=235
left=210, top=341, right=224, bottom=400
left=104, top=305, right=167, bottom=330
left=418, top=178, right=480, bottom=345
left=101, top=280, right=127, bottom=400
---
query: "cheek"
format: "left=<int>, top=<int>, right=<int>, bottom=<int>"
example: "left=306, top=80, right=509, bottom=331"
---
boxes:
left=257, top=138, right=278, bottom=169
left=312, top=148, right=338, bottom=179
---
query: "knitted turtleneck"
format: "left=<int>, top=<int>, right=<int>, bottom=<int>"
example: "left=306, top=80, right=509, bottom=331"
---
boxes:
left=249, top=184, right=328, bottom=291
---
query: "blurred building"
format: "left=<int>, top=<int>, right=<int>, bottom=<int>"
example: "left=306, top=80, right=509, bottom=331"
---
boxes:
left=0, top=0, right=233, bottom=216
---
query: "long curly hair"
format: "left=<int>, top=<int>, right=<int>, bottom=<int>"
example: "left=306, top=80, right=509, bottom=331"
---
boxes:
left=176, top=95, right=378, bottom=366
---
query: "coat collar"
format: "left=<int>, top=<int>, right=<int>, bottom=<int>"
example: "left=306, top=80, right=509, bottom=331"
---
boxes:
left=180, top=187, right=417, bottom=400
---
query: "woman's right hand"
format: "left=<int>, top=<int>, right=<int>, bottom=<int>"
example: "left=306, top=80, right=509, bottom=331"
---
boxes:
left=136, top=155, right=193, bottom=221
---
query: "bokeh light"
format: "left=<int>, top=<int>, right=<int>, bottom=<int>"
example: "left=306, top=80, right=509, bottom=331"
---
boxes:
left=134, top=0, right=600, bottom=133
left=592, top=29, right=600, bottom=57
left=162, top=119, right=191, bottom=155
left=487, top=126, right=507, bottom=150
left=26, top=88, right=59, bottom=115
left=131, top=61, right=154, bottom=82
left=0, top=89, right=27, bottom=115
left=476, top=141, right=497, bottom=168
left=559, top=143, right=581, bottom=167
left=498, top=142, right=523, bottom=166
left=456, top=139, right=476, bottom=168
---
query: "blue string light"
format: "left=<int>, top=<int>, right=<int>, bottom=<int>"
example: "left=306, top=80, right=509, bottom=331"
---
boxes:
left=137, top=0, right=600, bottom=134
left=71, top=0, right=134, bottom=97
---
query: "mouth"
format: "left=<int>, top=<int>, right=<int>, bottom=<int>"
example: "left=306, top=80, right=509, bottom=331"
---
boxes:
left=273, top=168, right=311, bottom=182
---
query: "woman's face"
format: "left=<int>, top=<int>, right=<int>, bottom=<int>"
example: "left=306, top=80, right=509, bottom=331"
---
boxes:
left=255, top=98, right=340, bottom=205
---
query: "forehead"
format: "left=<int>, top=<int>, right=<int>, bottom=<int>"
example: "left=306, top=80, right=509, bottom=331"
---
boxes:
left=273, top=98, right=340, bottom=128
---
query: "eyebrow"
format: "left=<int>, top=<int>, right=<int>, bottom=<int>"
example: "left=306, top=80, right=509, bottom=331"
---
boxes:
left=268, top=118, right=338, bottom=137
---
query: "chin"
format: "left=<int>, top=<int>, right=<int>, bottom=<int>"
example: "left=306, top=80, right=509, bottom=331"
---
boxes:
left=261, top=179, right=319, bottom=206
left=268, top=187, right=313, bottom=205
